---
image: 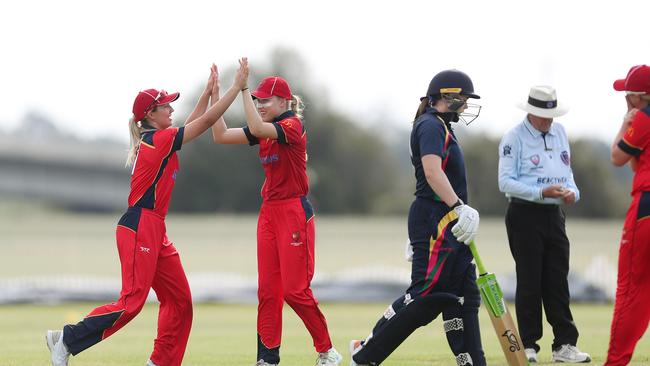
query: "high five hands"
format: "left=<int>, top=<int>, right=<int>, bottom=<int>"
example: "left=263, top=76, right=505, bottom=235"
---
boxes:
left=209, top=64, right=220, bottom=102
left=204, top=58, right=248, bottom=101
left=236, top=58, right=249, bottom=91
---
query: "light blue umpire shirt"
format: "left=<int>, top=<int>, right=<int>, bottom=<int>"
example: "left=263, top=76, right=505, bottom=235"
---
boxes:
left=498, top=116, right=580, bottom=205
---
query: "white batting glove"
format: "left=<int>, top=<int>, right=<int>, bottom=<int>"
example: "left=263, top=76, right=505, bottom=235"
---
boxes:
left=451, top=204, right=479, bottom=244
left=404, top=239, right=414, bottom=262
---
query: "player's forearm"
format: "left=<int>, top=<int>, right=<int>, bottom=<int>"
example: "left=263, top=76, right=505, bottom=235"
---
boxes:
left=241, top=90, right=265, bottom=136
left=211, top=118, right=245, bottom=144
left=209, top=84, right=228, bottom=136
left=426, top=168, right=459, bottom=207
left=182, top=84, right=240, bottom=144
left=211, top=119, right=227, bottom=143
left=184, top=92, right=211, bottom=126
left=611, top=124, right=627, bottom=154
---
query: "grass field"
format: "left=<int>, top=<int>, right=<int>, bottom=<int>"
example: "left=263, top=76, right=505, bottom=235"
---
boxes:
left=2, top=210, right=646, bottom=365
left=1, top=303, right=650, bottom=365
left=0, top=211, right=625, bottom=278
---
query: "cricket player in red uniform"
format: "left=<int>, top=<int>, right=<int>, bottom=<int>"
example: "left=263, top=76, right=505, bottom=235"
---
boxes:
left=607, top=64, right=650, bottom=365
left=45, top=60, right=249, bottom=366
left=211, top=65, right=341, bottom=366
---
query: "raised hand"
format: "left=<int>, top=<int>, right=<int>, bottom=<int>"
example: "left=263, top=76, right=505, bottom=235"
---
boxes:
left=203, top=65, right=216, bottom=96
left=235, top=57, right=249, bottom=90
left=623, top=108, right=638, bottom=127
left=210, top=63, right=221, bottom=102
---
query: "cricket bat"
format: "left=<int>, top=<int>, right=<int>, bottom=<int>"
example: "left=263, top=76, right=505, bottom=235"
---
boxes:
left=469, top=241, right=529, bottom=366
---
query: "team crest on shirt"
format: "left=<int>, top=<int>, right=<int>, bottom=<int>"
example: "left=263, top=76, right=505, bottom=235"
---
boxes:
left=530, top=154, right=540, bottom=166
left=281, top=120, right=293, bottom=128
left=290, top=231, right=303, bottom=246
left=502, top=144, right=512, bottom=156
left=561, top=151, right=570, bottom=165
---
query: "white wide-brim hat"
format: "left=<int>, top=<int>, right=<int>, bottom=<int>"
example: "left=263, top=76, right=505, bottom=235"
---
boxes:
left=516, top=85, right=568, bottom=118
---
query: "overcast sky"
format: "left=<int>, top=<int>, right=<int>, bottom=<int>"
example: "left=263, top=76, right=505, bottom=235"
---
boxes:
left=1, top=0, right=648, bottom=143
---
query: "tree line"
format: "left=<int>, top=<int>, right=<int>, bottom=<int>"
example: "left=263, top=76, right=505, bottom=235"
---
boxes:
left=171, top=48, right=633, bottom=218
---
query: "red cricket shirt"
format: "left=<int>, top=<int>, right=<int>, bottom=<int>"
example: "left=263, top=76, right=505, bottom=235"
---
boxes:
left=244, top=111, right=308, bottom=201
left=128, top=126, right=184, bottom=216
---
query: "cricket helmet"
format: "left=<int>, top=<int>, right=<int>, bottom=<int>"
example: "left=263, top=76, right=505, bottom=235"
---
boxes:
left=424, top=69, right=480, bottom=100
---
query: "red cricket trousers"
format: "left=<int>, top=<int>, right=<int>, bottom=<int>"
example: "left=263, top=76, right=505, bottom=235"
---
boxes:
left=62, top=207, right=193, bottom=366
left=606, top=192, right=650, bottom=365
left=256, top=197, right=332, bottom=360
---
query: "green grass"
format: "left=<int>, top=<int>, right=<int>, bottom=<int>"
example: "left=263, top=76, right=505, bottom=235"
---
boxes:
left=0, top=212, right=642, bottom=364
left=1, top=302, right=649, bottom=365
left=0, top=212, right=625, bottom=278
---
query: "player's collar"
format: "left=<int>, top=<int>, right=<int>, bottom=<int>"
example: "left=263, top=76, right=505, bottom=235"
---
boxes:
left=272, top=110, right=296, bottom=123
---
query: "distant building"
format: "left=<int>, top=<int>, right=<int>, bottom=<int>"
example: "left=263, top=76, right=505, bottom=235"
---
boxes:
left=0, top=112, right=129, bottom=211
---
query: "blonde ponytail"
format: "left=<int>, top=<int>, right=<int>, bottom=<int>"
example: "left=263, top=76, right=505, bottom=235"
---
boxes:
left=289, top=94, right=305, bottom=119
left=126, top=117, right=142, bottom=167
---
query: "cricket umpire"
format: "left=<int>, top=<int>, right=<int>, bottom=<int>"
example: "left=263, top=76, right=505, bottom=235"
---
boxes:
left=498, top=86, right=590, bottom=363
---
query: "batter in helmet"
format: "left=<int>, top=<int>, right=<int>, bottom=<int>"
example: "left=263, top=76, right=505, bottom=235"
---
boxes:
left=349, top=69, right=486, bottom=365
left=417, top=69, right=481, bottom=125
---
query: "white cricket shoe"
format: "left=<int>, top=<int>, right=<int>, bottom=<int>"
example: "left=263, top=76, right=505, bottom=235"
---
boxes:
left=317, top=347, right=343, bottom=365
left=525, top=348, right=538, bottom=363
left=552, top=344, right=591, bottom=363
left=46, top=330, right=70, bottom=366
left=349, top=340, right=369, bottom=366
left=255, top=360, right=277, bottom=366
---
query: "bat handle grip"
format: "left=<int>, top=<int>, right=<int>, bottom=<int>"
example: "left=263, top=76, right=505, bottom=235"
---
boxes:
left=469, top=240, right=488, bottom=275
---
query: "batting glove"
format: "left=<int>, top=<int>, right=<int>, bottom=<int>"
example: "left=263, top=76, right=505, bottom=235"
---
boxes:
left=451, top=204, right=479, bottom=244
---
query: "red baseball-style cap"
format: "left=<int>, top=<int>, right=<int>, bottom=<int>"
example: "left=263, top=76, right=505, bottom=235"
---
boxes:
left=132, top=89, right=180, bottom=122
left=613, top=65, right=650, bottom=94
left=251, top=76, right=292, bottom=100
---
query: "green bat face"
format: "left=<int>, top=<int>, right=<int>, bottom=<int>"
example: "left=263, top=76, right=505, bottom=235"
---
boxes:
left=477, top=272, right=506, bottom=317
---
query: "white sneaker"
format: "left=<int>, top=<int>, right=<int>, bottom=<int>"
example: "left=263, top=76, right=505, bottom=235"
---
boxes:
left=551, top=344, right=591, bottom=363
left=317, top=347, right=343, bottom=366
left=525, top=348, right=538, bottom=363
left=46, top=330, right=70, bottom=366
left=146, top=360, right=159, bottom=366
left=349, top=340, right=368, bottom=366
left=255, top=360, right=277, bottom=366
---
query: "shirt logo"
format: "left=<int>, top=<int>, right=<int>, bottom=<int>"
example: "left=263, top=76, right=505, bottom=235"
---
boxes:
left=537, top=177, right=567, bottom=184
left=260, top=154, right=279, bottom=164
left=502, top=144, right=512, bottom=156
left=290, top=231, right=303, bottom=246
left=172, top=169, right=178, bottom=180
left=140, top=246, right=151, bottom=253
left=561, top=151, right=570, bottom=166
left=530, top=154, right=540, bottom=166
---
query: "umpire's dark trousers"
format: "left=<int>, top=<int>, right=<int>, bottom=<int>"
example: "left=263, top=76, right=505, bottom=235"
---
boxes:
left=505, top=199, right=579, bottom=353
